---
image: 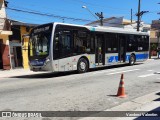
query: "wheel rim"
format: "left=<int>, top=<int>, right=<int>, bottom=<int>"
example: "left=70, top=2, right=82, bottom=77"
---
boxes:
left=130, top=56, right=134, bottom=64
left=80, top=61, right=86, bottom=71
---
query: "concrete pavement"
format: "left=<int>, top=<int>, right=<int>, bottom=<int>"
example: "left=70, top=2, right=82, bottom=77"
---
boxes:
left=80, top=91, right=160, bottom=120
left=0, top=59, right=160, bottom=120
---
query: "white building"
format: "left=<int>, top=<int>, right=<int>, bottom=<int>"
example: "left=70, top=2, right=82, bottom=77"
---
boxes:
left=86, top=17, right=150, bottom=32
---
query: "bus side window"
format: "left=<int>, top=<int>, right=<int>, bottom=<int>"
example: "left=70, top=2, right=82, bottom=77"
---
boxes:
left=106, top=33, right=118, bottom=53
left=60, top=31, right=72, bottom=58
left=53, top=33, right=60, bottom=59
left=74, top=31, right=88, bottom=54
left=55, top=34, right=59, bottom=50
left=63, top=35, right=71, bottom=50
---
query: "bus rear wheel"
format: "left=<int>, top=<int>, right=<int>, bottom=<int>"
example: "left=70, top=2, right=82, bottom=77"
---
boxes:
left=77, top=58, right=88, bottom=73
left=129, top=55, right=135, bottom=65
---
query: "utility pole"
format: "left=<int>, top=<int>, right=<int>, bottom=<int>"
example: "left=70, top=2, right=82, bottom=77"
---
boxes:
left=131, top=9, right=133, bottom=24
left=4, top=0, right=9, bottom=7
left=95, top=12, right=104, bottom=26
left=136, top=0, right=149, bottom=31
left=137, top=0, right=141, bottom=31
left=157, top=3, right=160, bottom=58
left=62, top=19, right=65, bottom=23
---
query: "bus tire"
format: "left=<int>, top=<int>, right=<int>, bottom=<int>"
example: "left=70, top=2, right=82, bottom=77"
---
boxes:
left=129, top=54, right=135, bottom=65
left=77, top=58, right=88, bottom=73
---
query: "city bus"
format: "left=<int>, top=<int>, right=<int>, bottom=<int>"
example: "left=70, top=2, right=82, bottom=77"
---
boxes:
left=28, top=22, right=149, bottom=73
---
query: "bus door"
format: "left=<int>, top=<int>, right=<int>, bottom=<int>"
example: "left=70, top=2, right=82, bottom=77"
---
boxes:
left=95, top=34, right=105, bottom=65
left=118, top=35, right=127, bottom=62
left=53, top=29, right=73, bottom=71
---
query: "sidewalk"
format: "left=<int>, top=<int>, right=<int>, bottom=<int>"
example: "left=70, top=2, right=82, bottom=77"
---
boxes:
left=79, top=91, right=160, bottom=120
left=0, top=68, right=48, bottom=78
left=150, top=55, right=160, bottom=59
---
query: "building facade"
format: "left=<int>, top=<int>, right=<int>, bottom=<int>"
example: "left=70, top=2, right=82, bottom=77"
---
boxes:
left=150, top=20, right=160, bottom=56
left=86, top=17, right=150, bottom=32
left=9, top=20, right=37, bottom=69
left=0, top=0, right=12, bottom=70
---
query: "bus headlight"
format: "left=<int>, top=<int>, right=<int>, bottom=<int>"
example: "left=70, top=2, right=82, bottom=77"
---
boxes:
left=44, top=58, right=50, bottom=66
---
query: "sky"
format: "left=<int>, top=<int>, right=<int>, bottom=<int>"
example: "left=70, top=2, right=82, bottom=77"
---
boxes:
left=6, top=0, right=160, bottom=25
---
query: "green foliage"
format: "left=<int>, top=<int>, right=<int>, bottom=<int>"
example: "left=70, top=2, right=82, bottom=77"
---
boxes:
left=151, top=44, right=157, bottom=51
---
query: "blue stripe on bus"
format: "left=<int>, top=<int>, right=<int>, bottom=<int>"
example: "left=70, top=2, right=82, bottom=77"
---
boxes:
left=126, top=55, right=130, bottom=61
left=107, top=53, right=148, bottom=63
left=135, top=54, right=149, bottom=60
left=108, top=56, right=118, bottom=63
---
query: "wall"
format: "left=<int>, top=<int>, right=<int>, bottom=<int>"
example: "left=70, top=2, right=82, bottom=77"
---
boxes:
left=150, top=30, right=157, bottom=43
left=21, top=26, right=29, bottom=69
left=0, top=35, right=11, bottom=70
left=0, top=0, right=12, bottom=70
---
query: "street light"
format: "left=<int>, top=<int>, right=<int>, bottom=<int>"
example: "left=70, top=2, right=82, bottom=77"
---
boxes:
left=82, top=6, right=99, bottom=20
left=82, top=5, right=104, bottom=26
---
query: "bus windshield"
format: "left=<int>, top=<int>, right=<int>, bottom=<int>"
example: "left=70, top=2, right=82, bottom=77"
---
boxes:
left=29, top=24, right=53, bottom=59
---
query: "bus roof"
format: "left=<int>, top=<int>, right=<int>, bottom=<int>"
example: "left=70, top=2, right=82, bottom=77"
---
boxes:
left=45, top=22, right=150, bottom=36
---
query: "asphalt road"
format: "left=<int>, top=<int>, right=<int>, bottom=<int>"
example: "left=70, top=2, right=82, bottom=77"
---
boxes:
left=0, top=59, right=160, bottom=120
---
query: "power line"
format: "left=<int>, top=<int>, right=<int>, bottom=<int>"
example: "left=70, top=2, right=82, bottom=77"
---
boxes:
left=65, top=0, right=130, bottom=11
left=7, top=7, right=92, bottom=22
left=8, top=15, right=50, bottom=23
left=8, top=5, right=89, bottom=17
left=7, top=0, right=132, bottom=23
left=7, top=1, right=135, bottom=24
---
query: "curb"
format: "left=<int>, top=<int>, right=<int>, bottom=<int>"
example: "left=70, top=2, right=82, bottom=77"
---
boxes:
left=0, top=69, right=47, bottom=78
left=79, top=91, right=160, bottom=120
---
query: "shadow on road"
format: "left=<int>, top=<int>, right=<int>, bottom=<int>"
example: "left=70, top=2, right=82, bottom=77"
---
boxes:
left=10, top=71, right=78, bottom=79
left=134, top=92, right=160, bottom=120
left=154, top=92, right=160, bottom=101
left=107, top=95, right=117, bottom=97
left=154, top=82, right=160, bottom=84
left=10, top=63, right=142, bottom=79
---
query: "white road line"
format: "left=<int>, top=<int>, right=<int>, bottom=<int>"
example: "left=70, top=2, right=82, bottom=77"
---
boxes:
left=92, top=67, right=127, bottom=75
left=106, top=69, right=140, bottom=75
left=147, top=70, right=154, bottom=72
left=138, top=73, right=155, bottom=78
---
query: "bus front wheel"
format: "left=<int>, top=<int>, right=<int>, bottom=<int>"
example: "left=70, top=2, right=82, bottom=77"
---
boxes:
left=77, top=58, right=88, bottom=73
left=129, top=55, right=135, bottom=65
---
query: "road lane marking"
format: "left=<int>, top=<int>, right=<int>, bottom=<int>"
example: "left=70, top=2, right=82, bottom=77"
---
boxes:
left=138, top=73, right=155, bottom=78
left=92, top=68, right=127, bottom=75
left=106, top=69, right=140, bottom=75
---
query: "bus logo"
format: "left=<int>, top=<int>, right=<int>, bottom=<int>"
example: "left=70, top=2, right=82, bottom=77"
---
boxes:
left=2, top=112, right=11, bottom=117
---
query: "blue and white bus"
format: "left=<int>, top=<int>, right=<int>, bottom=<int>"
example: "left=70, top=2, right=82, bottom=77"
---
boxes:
left=28, top=22, right=149, bottom=73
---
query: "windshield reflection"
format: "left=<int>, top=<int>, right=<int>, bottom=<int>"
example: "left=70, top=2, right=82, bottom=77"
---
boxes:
left=29, top=24, right=53, bottom=58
